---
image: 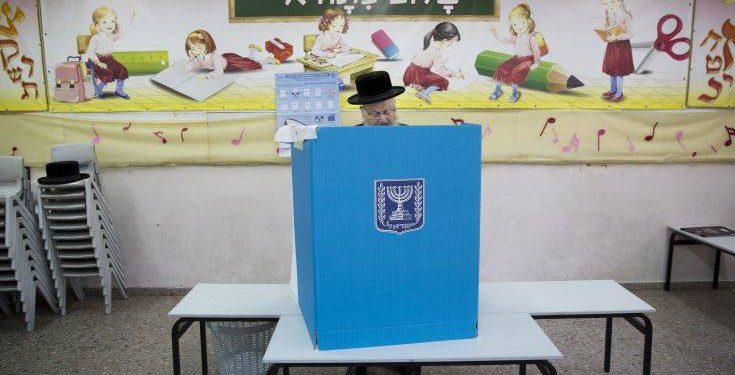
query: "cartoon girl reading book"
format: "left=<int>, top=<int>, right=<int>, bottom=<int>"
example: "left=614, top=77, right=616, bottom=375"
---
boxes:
left=600, top=0, right=634, bottom=102
left=489, top=3, right=540, bottom=103
left=184, top=30, right=261, bottom=79
left=402, top=22, right=462, bottom=105
left=312, top=8, right=350, bottom=58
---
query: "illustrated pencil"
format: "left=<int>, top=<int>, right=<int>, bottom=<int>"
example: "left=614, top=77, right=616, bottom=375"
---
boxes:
left=475, top=50, right=584, bottom=93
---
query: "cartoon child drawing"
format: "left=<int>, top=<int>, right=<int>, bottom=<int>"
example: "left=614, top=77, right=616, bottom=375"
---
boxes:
left=87, top=7, right=131, bottom=99
left=489, top=3, right=540, bottom=103
left=402, top=22, right=462, bottom=105
left=184, top=30, right=261, bottom=79
left=600, top=0, right=633, bottom=102
left=312, top=8, right=350, bottom=58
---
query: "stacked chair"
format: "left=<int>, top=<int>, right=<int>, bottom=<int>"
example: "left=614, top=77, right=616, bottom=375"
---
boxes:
left=0, top=156, right=59, bottom=332
left=36, top=144, right=126, bottom=315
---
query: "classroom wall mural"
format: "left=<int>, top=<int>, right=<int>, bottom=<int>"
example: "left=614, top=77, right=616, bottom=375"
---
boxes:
left=1, top=0, right=734, bottom=165
left=38, top=0, right=694, bottom=112
left=0, top=0, right=46, bottom=111
left=688, top=0, right=735, bottom=108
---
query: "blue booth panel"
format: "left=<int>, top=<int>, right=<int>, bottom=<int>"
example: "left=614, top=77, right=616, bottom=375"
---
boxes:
left=292, top=125, right=481, bottom=350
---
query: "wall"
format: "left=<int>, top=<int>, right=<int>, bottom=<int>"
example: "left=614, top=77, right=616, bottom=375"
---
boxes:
left=77, top=164, right=735, bottom=288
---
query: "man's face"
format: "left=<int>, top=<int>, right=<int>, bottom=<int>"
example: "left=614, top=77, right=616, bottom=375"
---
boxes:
left=360, top=98, right=398, bottom=126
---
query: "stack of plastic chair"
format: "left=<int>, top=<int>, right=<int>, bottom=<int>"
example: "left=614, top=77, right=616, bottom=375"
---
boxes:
left=37, top=161, right=126, bottom=315
left=0, top=156, right=59, bottom=332
left=39, top=143, right=104, bottom=304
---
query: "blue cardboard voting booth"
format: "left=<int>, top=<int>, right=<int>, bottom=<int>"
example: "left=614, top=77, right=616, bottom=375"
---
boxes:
left=291, top=125, right=481, bottom=350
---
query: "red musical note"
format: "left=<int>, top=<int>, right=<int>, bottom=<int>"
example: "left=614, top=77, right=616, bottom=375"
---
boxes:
left=11, top=146, right=18, bottom=156
left=691, top=152, right=697, bottom=157
left=597, top=129, right=606, bottom=152
left=91, top=124, right=101, bottom=145
left=153, top=131, right=168, bottom=144
left=626, top=136, right=636, bottom=152
left=122, top=122, right=133, bottom=131
left=552, top=128, right=559, bottom=144
left=725, top=126, right=735, bottom=147
left=231, top=128, right=246, bottom=146
left=482, top=125, right=492, bottom=138
left=451, top=118, right=465, bottom=125
left=562, top=133, right=580, bottom=154
left=180, top=127, right=189, bottom=142
left=675, top=130, right=687, bottom=150
left=539, top=117, right=556, bottom=137
left=644, top=121, right=659, bottom=142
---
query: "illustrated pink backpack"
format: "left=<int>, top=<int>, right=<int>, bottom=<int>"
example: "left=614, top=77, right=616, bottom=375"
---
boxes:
left=54, top=56, right=94, bottom=103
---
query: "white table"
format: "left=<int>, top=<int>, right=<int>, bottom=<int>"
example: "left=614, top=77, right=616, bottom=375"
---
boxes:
left=666, top=225, right=735, bottom=290
left=168, top=284, right=299, bottom=375
left=168, top=281, right=655, bottom=375
left=480, top=280, right=655, bottom=375
left=168, top=283, right=299, bottom=319
left=264, top=313, right=561, bottom=375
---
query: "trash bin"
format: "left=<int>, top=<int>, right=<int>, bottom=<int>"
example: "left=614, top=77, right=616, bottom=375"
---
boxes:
left=208, top=321, right=277, bottom=375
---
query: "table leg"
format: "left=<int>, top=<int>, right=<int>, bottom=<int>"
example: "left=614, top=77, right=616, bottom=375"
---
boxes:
left=544, top=361, right=558, bottom=375
left=171, top=318, right=193, bottom=375
left=713, top=249, right=722, bottom=290
left=519, top=363, right=526, bottom=375
left=624, top=315, right=653, bottom=375
left=604, top=317, right=613, bottom=372
left=200, top=320, right=208, bottom=375
left=283, top=366, right=290, bottom=375
left=642, top=315, right=653, bottom=375
left=665, top=231, right=676, bottom=291
left=536, top=361, right=556, bottom=375
left=414, top=366, right=421, bottom=375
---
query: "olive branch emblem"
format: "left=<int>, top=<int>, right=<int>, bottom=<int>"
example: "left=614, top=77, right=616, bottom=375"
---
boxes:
left=377, top=183, right=386, bottom=225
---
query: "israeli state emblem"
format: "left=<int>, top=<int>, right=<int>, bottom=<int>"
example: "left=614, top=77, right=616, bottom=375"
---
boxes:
left=375, top=178, right=425, bottom=234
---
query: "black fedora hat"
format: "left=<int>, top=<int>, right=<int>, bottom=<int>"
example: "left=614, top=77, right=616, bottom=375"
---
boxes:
left=38, top=161, right=90, bottom=185
left=347, top=71, right=405, bottom=105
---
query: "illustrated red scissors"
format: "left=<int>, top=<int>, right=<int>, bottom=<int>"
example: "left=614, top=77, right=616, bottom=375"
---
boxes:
left=632, top=14, right=691, bottom=73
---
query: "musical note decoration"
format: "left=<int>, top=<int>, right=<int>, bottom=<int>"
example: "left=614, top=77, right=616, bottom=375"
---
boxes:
left=180, top=127, right=189, bottom=142
left=539, top=117, right=556, bottom=137
left=231, top=128, right=246, bottom=146
left=675, top=130, right=687, bottom=150
left=644, top=122, right=659, bottom=142
left=597, top=129, right=606, bottom=152
left=482, top=125, right=492, bottom=138
left=725, top=126, right=735, bottom=147
left=562, top=133, right=580, bottom=154
left=153, top=131, right=168, bottom=144
left=91, top=124, right=101, bottom=145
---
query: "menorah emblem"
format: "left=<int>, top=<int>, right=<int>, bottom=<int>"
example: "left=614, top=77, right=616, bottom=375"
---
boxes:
left=387, top=186, right=413, bottom=221
left=375, top=178, right=425, bottom=235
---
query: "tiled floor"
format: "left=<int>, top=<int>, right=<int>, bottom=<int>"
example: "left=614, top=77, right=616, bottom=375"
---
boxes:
left=1, top=287, right=733, bottom=375
left=47, top=68, right=687, bottom=113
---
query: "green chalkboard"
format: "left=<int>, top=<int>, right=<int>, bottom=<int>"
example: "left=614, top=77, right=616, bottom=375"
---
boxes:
left=229, top=0, right=498, bottom=22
